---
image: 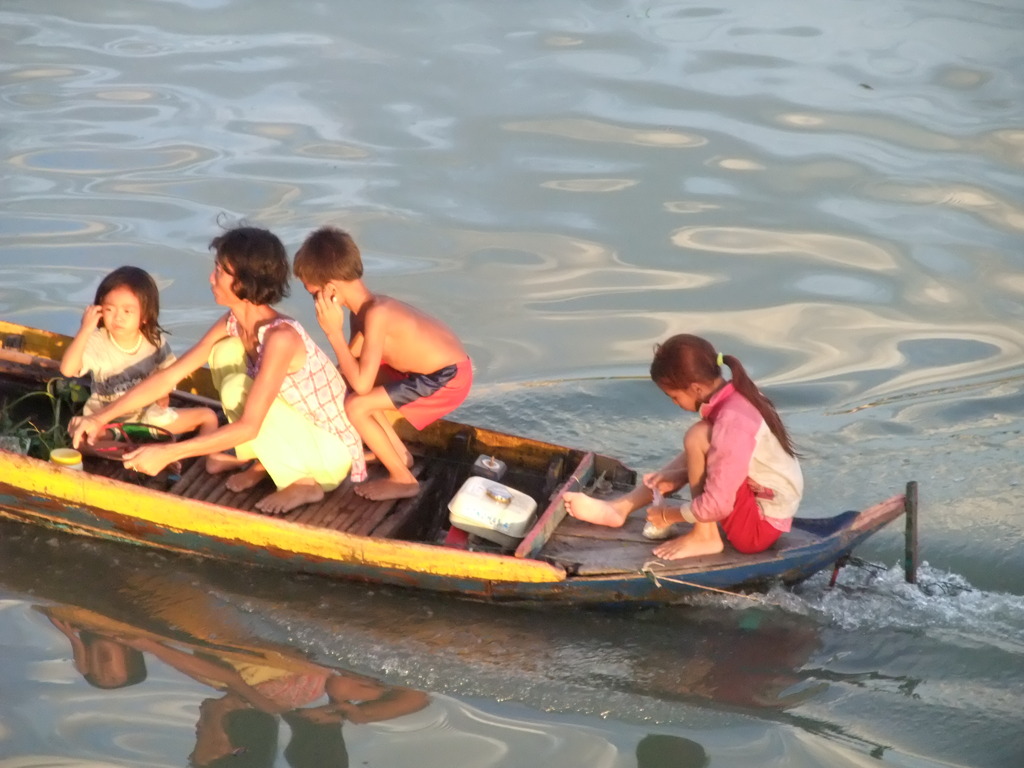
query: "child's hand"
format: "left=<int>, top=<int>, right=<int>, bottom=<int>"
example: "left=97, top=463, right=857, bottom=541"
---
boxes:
left=80, top=305, right=102, bottom=331
left=121, top=444, right=172, bottom=476
left=643, top=470, right=683, bottom=495
left=312, top=288, right=344, bottom=338
left=646, top=504, right=676, bottom=527
left=69, top=414, right=104, bottom=448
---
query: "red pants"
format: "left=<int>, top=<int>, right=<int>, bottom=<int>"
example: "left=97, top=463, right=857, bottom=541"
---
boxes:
left=720, top=482, right=782, bottom=554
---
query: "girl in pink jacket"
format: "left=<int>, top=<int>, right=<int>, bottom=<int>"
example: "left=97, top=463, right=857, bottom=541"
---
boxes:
left=565, top=334, right=803, bottom=561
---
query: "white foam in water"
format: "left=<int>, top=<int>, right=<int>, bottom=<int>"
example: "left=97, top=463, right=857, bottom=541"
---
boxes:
left=665, top=560, right=1024, bottom=654
left=776, top=562, right=1024, bottom=651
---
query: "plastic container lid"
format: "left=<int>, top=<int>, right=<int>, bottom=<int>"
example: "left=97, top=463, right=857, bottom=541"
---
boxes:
left=50, top=448, right=83, bottom=468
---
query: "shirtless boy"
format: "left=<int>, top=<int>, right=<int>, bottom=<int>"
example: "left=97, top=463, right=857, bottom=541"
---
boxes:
left=293, top=226, right=472, bottom=501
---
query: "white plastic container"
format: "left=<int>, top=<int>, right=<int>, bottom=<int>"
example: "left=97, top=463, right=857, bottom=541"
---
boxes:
left=50, top=448, right=83, bottom=471
left=448, top=475, right=538, bottom=548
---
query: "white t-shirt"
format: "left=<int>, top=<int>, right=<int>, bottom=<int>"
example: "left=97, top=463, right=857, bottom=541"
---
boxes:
left=78, top=329, right=176, bottom=420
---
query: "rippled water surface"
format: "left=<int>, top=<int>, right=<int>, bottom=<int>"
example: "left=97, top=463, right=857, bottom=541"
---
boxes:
left=2, top=1, right=1023, bottom=766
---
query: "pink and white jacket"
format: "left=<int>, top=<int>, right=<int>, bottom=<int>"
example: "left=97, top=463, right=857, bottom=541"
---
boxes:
left=677, top=382, right=803, bottom=532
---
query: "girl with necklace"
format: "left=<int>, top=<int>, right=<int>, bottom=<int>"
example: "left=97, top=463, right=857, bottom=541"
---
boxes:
left=61, top=265, right=218, bottom=441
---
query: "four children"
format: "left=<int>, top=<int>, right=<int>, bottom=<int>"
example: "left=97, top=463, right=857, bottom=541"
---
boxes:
left=64, top=226, right=802, bottom=561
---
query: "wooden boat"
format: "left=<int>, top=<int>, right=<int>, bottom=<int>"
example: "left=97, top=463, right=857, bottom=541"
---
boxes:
left=0, top=320, right=915, bottom=606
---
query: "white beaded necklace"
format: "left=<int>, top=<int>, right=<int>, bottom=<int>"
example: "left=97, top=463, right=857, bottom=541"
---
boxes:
left=108, top=329, right=143, bottom=355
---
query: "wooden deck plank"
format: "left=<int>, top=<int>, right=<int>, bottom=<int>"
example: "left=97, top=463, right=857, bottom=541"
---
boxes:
left=212, top=484, right=245, bottom=510
left=327, top=505, right=362, bottom=531
left=168, top=458, right=207, bottom=496
left=184, top=466, right=225, bottom=501
left=543, top=522, right=822, bottom=576
left=548, top=512, right=652, bottom=543
left=369, top=473, right=437, bottom=540
left=288, top=483, right=340, bottom=524
left=326, top=483, right=384, bottom=531
left=295, top=485, right=347, bottom=527
left=349, top=462, right=428, bottom=537
left=333, top=493, right=378, bottom=532
left=299, top=497, right=344, bottom=528
left=349, top=499, right=399, bottom=537
left=207, top=478, right=244, bottom=509
left=323, top=463, right=407, bottom=533
left=235, top=480, right=276, bottom=512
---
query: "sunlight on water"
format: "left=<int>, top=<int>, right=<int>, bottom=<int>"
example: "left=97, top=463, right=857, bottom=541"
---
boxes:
left=2, top=0, right=1024, bottom=765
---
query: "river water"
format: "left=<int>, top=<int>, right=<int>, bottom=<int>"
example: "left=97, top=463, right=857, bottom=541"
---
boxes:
left=2, top=0, right=1023, bottom=765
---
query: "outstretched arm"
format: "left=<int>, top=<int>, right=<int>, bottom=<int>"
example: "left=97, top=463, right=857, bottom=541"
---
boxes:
left=120, top=321, right=302, bottom=475
left=125, top=637, right=287, bottom=713
left=69, top=315, right=230, bottom=448
left=334, top=687, right=430, bottom=724
left=69, top=316, right=229, bottom=448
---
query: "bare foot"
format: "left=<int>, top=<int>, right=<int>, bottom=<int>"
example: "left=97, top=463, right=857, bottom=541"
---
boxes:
left=225, top=461, right=268, bottom=492
left=355, top=478, right=420, bottom=501
left=255, top=481, right=324, bottom=515
left=563, top=492, right=632, bottom=527
left=652, top=528, right=725, bottom=561
left=206, top=452, right=250, bottom=474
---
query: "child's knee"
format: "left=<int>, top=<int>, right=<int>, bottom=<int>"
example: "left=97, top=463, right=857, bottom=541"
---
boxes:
left=684, top=420, right=711, bottom=453
left=217, top=372, right=250, bottom=411
left=344, top=393, right=377, bottom=423
left=209, top=337, right=246, bottom=373
left=201, top=407, right=219, bottom=430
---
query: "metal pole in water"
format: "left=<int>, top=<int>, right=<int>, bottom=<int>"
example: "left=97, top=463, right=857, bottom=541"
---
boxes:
left=904, top=480, right=919, bottom=584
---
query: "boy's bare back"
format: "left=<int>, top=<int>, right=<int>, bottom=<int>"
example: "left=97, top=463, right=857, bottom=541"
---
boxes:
left=355, top=294, right=467, bottom=375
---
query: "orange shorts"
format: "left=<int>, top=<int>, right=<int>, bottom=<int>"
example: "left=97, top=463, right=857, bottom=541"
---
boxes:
left=381, top=359, right=472, bottom=430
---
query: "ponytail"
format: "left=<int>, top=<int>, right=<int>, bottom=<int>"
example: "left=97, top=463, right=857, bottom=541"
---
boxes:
left=718, top=354, right=797, bottom=457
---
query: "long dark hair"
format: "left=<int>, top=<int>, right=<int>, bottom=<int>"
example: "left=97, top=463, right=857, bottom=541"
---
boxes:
left=94, top=266, right=164, bottom=348
left=649, top=334, right=797, bottom=457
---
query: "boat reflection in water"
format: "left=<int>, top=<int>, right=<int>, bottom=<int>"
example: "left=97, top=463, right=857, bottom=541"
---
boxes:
left=0, top=521, right=910, bottom=765
left=39, top=603, right=428, bottom=768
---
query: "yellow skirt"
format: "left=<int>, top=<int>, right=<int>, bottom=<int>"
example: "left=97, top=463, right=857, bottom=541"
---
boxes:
left=209, top=337, right=351, bottom=491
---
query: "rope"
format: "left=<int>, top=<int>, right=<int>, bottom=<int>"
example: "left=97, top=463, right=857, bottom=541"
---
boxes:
left=641, top=561, right=770, bottom=604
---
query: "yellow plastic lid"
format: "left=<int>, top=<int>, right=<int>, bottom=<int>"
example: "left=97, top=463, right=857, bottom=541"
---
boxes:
left=50, top=448, right=83, bottom=466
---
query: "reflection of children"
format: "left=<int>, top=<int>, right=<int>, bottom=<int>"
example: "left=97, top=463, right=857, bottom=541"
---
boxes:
left=293, top=227, right=472, bottom=501
left=46, top=616, right=147, bottom=689
left=565, top=334, right=803, bottom=561
left=119, top=636, right=428, bottom=768
left=60, top=266, right=218, bottom=441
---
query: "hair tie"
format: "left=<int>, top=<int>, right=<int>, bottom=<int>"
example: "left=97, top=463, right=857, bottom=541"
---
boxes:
left=716, top=352, right=724, bottom=367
